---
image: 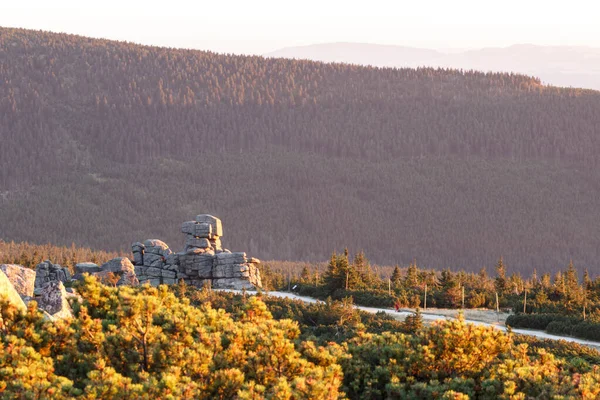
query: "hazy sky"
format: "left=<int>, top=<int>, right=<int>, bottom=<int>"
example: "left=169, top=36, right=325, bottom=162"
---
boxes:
left=2, top=0, right=600, bottom=54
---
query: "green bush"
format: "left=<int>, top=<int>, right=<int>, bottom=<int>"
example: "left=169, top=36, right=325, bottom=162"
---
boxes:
left=506, top=313, right=577, bottom=330
left=507, top=313, right=600, bottom=342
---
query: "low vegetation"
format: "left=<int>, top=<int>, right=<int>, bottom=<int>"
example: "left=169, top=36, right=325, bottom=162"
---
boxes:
left=2, top=277, right=600, bottom=399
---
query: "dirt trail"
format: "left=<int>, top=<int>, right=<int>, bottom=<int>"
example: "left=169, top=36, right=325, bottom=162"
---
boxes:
left=220, top=289, right=600, bottom=350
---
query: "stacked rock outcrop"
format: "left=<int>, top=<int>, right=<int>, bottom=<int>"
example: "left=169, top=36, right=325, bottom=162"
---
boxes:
left=132, top=214, right=262, bottom=290
left=34, top=260, right=71, bottom=294
left=132, top=240, right=179, bottom=286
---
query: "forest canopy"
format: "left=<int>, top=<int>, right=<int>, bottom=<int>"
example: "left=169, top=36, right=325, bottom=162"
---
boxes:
left=2, top=27, right=600, bottom=273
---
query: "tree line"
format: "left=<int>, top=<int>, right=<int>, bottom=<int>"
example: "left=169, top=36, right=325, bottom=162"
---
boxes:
left=279, top=250, right=600, bottom=319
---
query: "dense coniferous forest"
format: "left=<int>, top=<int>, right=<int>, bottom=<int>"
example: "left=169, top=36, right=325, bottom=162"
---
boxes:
left=2, top=27, right=600, bottom=273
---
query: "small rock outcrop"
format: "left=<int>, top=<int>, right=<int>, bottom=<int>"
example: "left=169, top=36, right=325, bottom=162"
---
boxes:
left=73, top=262, right=101, bottom=280
left=37, top=280, right=73, bottom=319
left=0, top=269, right=27, bottom=312
left=0, top=264, right=36, bottom=298
left=34, top=260, right=71, bottom=293
left=73, top=259, right=139, bottom=287
left=98, top=257, right=139, bottom=286
left=132, top=214, right=262, bottom=290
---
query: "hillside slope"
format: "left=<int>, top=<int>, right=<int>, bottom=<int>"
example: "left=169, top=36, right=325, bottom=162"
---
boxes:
left=1, top=27, right=600, bottom=274
left=266, top=43, right=600, bottom=90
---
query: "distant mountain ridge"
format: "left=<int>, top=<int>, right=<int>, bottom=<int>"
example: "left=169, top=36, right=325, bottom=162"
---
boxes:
left=2, top=27, right=600, bottom=275
left=266, top=43, right=600, bottom=90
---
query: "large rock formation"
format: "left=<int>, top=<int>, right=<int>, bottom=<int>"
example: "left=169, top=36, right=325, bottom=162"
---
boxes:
left=34, top=260, right=71, bottom=294
left=0, top=264, right=36, bottom=298
left=132, top=214, right=262, bottom=290
left=0, top=269, right=27, bottom=312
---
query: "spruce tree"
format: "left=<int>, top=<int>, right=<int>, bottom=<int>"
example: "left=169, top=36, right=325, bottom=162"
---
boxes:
left=494, top=257, right=507, bottom=296
left=391, top=265, right=402, bottom=288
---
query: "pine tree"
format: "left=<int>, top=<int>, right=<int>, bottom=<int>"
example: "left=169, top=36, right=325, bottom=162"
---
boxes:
left=391, top=265, right=402, bottom=288
left=300, top=266, right=311, bottom=283
left=352, top=251, right=372, bottom=289
left=403, top=307, right=423, bottom=333
left=405, top=260, right=419, bottom=288
left=494, top=257, right=507, bottom=296
left=324, top=252, right=343, bottom=292
left=564, top=260, right=581, bottom=306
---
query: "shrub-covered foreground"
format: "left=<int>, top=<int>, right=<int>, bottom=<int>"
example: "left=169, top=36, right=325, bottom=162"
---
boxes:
left=1, top=278, right=600, bottom=399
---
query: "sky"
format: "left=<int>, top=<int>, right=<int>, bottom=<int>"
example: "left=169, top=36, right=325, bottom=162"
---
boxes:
left=2, top=0, right=600, bottom=55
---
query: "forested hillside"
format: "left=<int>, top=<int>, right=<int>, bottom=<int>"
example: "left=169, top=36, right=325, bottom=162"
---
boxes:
left=1, top=27, right=600, bottom=274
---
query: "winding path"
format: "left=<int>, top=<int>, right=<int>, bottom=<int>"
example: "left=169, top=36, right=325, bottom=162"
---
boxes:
left=224, top=289, right=600, bottom=349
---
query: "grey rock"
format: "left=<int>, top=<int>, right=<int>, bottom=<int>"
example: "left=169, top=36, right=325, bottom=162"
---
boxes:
left=145, top=267, right=163, bottom=277
left=212, top=264, right=230, bottom=278
left=96, top=258, right=138, bottom=287
left=75, top=262, right=101, bottom=274
left=184, top=268, right=199, bottom=276
left=133, top=252, right=144, bottom=266
left=0, top=270, right=27, bottom=312
left=164, top=264, right=180, bottom=271
left=143, top=238, right=167, bottom=248
left=181, top=221, right=196, bottom=235
left=212, top=278, right=255, bottom=290
left=143, top=253, right=164, bottom=266
left=35, top=260, right=71, bottom=288
left=37, top=281, right=72, bottom=319
left=196, top=264, right=213, bottom=278
left=132, top=242, right=145, bottom=252
left=0, top=264, right=36, bottom=298
left=216, top=252, right=247, bottom=265
left=100, top=257, right=135, bottom=273
left=185, top=247, right=206, bottom=255
left=166, top=253, right=179, bottom=266
left=149, top=258, right=165, bottom=268
left=37, top=269, right=49, bottom=277
left=118, top=270, right=139, bottom=287
left=195, top=214, right=223, bottom=237
left=186, top=237, right=211, bottom=249
left=194, top=223, right=212, bottom=238
left=161, top=270, right=177, bottom=279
